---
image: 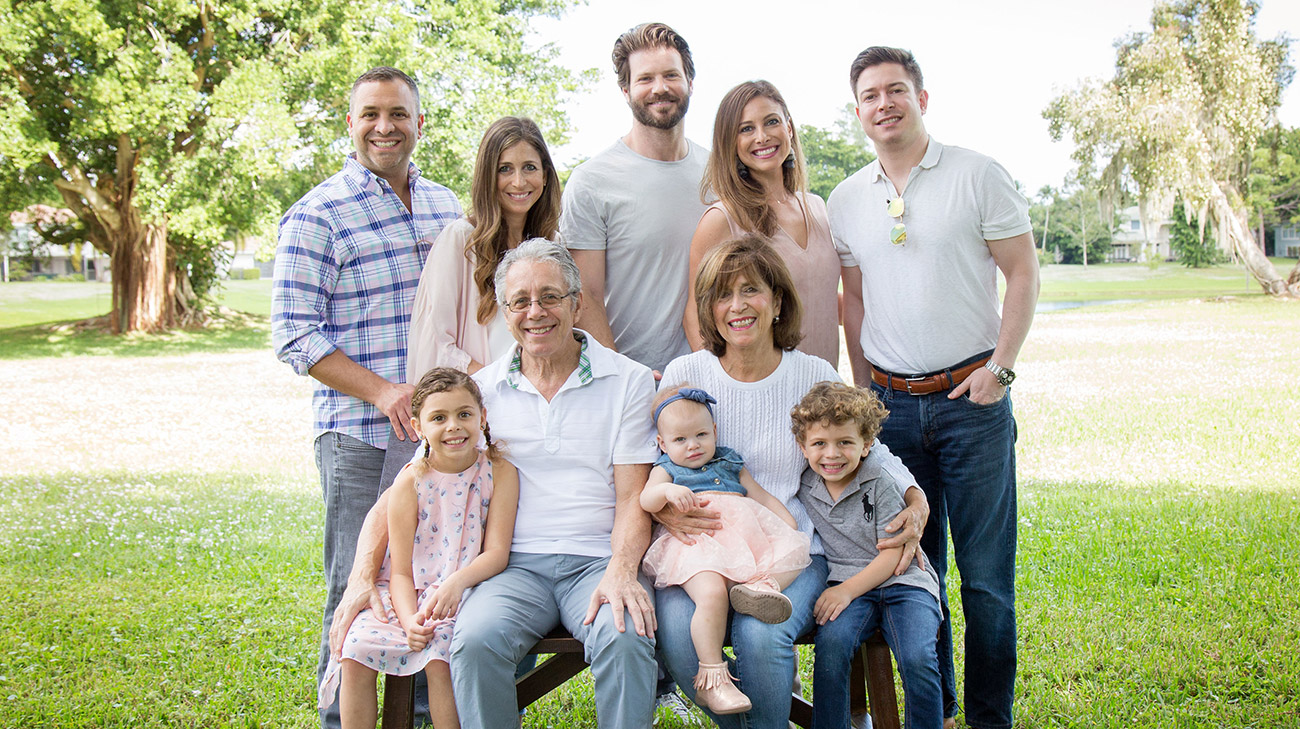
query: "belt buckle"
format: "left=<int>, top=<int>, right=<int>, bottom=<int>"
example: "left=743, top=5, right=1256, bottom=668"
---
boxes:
left=904, top=376, right=927, bottom=395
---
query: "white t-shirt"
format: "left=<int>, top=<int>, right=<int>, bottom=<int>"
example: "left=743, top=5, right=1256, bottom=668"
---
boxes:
left=660, top=349, right=917, bottom=556
left=829, top=138, right=1031, bottom=374
left=473, top=330, right=658, bottom=557
left=561, top=139, right=709, bottom=373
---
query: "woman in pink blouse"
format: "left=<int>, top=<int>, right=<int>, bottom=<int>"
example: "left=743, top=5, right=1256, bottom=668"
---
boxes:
left=382, top=116, right=561, bottom=483
left=684, top=81, right=842, bottom=368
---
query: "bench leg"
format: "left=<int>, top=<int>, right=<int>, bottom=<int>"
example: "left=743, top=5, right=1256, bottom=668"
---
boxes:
left=863, top=633, right=900, bottom=729
left=515, top=652, right=590, bottom=710
left=381, top=673, right=416, bottom=729
left=789, top=689, right=813, bottom=728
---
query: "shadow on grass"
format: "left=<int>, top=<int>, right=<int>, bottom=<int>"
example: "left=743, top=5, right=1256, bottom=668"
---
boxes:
left=0, top=312, right=271, bottom=359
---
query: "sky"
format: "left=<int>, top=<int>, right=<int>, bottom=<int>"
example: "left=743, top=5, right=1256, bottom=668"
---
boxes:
left=531, top=0, right=1300, bottom=194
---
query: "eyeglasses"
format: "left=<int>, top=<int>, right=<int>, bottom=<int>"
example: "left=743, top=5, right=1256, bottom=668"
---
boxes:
left=887, top=197, right=907, bottom=245
left=505, top=291, right=576, bottom=313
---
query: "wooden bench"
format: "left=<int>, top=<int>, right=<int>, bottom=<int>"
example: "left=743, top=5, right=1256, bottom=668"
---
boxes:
left=380, top=627, right=900, bottom=729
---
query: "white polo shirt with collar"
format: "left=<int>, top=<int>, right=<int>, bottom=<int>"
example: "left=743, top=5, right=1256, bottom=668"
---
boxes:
left=829, top=137, right=1032, bottom=375
left=473, top=329, right=658, bottom=558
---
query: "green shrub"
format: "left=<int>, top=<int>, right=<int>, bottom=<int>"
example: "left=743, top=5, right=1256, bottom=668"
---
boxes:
left=5, top=261, right=32, bottom=281
left=1170, top=200, right=1224, bottom=268
left=241, top=268, right=261, bottom=280
left=54, top=273, right=86, bottom=282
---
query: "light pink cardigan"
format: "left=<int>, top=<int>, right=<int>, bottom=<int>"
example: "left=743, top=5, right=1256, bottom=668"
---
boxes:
left=405, top=218, right=501, bottom=381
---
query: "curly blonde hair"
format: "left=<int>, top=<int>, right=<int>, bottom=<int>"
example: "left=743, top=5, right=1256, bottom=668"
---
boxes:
left=789, top=381, right=888, bottom=445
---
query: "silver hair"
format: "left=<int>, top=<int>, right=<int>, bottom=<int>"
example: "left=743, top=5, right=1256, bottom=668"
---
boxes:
left=494, top=238, right=583, bottom=304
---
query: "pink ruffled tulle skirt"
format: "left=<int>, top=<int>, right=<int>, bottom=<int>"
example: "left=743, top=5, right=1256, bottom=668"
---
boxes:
left=642, top=492, right=811, bottom=589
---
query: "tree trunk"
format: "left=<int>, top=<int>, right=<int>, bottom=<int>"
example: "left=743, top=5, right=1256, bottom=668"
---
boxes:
left=1137, top=200, right=1152, bottom=262
left=1288, top=259, right=1300, bottom=287
left=1208, top=184, right=1299, bottom=298
left=1081, top=195, right=1088, bottom=268
left=50, top=139, right=199, bottom=333
left=1041, top=206, right=1050, bottom=251
left=109, top=221, right=178, bottom=333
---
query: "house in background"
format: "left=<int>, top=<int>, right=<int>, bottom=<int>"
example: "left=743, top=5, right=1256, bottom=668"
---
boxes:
left=3, top=210, right=111, bottom=281
left=1111, top=206, right=1172, bottom=262
left=1273, top=225, right=1300, bottom=258
left=221, top=233, right=274, bottom=279
left=5, top=207, right=272, bottom=282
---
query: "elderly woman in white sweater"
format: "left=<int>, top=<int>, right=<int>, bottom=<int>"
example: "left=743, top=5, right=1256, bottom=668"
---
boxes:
left=654, top=233, right=930, bottom=729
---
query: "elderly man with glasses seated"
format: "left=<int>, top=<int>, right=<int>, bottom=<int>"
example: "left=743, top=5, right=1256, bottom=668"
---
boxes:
left=448, top=238, right=661, bottom=728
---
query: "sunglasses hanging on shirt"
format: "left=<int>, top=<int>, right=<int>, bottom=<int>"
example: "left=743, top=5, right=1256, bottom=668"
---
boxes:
left=887, top=197, right=907, bottom=246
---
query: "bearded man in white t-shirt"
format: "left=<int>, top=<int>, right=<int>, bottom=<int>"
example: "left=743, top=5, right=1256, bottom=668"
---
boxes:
left=828, top=46, right=1040, bottom=729
left=562, top=22, right=708, bottom=376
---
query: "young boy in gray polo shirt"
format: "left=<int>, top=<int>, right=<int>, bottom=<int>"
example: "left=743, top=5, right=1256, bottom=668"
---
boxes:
left=792, top=382, right=943, bottom=729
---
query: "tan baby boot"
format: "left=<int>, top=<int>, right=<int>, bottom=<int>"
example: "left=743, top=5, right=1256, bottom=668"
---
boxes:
left=694, top=661, right=752, bottom=715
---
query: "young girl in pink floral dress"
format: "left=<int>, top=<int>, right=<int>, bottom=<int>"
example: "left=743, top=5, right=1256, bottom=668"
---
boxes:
left=318, top=368, right=519, bottom=729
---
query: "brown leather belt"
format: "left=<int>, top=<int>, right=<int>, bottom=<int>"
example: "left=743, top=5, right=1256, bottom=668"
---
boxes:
left=870, top=356, right=990, bottom=395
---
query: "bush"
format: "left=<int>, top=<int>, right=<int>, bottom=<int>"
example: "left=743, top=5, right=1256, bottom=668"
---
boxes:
left=5, top=261, right=32, bottom=281
left=54, top=273, right=86, bottom=282
left=240, top=268, right=261, bottom=280
left=1170, top=200, right=1223, bottom=268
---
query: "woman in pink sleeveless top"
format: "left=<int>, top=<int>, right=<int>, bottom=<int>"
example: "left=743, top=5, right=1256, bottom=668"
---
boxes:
left=684, top=80, right=842, bottom=368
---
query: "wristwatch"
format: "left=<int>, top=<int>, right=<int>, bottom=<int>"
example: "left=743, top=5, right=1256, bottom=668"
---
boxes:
left=984, top=360, right=1016, bottom=387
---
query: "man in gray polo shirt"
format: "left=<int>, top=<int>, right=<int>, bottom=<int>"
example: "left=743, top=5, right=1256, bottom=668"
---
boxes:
left=563, top=22, right=708, bottom=375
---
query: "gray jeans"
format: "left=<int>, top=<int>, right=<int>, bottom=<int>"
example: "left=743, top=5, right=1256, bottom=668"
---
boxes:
left=313, top=432, right=389, bottom=729
left=450, top=552, right=658, bottom=728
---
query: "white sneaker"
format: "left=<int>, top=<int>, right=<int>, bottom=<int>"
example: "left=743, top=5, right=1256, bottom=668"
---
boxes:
left=654, top=689, right=698, bottom=726
left=851, top=711, right=874, bottom=729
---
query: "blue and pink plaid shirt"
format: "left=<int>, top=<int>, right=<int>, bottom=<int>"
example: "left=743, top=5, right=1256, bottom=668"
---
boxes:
left=272, top=155, right=462, bottom=449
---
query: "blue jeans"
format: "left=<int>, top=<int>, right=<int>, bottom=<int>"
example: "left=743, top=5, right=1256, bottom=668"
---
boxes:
left=450, top=552, right=658, bottom=729
left=870, top=382, right=1017, bottom=729
left=656, top=555, right=829, bottom=729
left=812, top=585, right=942, bottom=729
left=314, top=433, right=433, bottom=728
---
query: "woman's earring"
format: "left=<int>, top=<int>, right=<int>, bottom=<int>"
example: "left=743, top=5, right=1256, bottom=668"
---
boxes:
left=736, top=159, right=751, bottom=179
left=783, top=153, right=795, bottom=170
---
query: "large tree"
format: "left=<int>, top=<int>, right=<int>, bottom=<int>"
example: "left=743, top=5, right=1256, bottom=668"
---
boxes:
left=0, top=0, right=582, bottom=332
left=1044, top=0, right=1298, bottom=296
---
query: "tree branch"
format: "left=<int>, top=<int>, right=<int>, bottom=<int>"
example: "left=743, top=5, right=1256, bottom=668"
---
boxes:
left=46, top=153, right=122, bottom=234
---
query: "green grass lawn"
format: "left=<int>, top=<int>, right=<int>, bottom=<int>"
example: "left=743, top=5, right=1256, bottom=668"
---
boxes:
left=1032, top=258, right=1297, bottom=302
left=0, top=278, right=273, bottom=329
left=3, top=258, right=1297, bottom=332
left=1, top=282, right=1298, bottom=727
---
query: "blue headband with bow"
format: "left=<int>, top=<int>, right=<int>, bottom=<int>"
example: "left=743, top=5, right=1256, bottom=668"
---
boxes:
left=653, top=387, right=718, bottom=424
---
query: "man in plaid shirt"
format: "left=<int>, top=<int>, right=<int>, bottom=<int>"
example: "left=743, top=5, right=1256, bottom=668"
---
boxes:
left=271, top=66, right=461, bottom=728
